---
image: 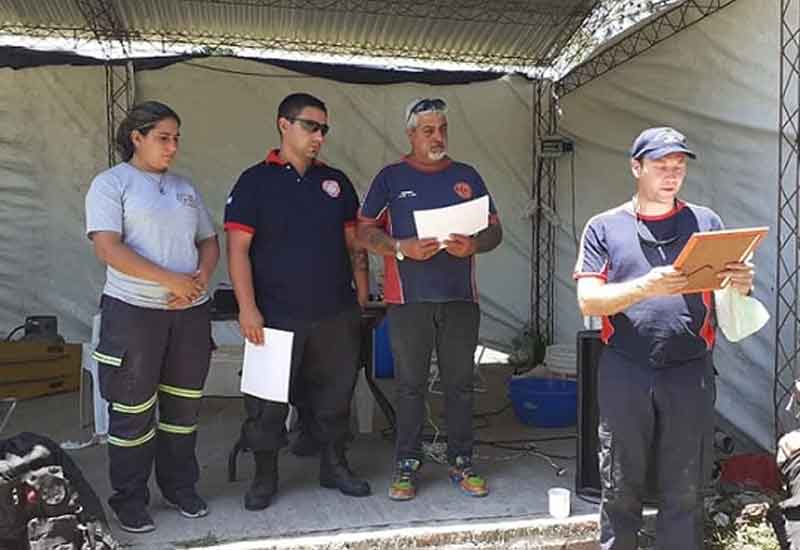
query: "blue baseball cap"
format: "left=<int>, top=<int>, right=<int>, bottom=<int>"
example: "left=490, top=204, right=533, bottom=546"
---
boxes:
left=630, top=127, right=696, bottom=160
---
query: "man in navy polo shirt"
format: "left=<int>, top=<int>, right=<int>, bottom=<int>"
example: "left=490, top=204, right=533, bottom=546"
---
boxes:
left=358, top=98, right=503, bottom=501
left=575, top=127, right=756, bottom=549
left=224, top=92, right=371, bottom=511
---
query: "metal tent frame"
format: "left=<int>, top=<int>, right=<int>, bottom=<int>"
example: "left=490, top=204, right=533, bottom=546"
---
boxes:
left=531, top=81, right=559, bottom=343
left=74, top=0, right=134, bottom=165
left=556, top=0, right=740, bottom=96
left=6, top=0, right=797, bottom=441
left=776, top=0, right=800, bottom=439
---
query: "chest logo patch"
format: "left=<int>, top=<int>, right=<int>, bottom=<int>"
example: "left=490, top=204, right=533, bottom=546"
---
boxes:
left=322, top=179, right=341, bottom=198
left=177, top=193, right=198, bottom=208
left=454, top=182, right=473, bottom=200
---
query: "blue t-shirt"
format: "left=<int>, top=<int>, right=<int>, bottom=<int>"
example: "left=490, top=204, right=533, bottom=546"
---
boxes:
left=224, top=150, right=359, bottom=325
left=360, top=157, right=498, bottom=304
left=574, top=199, right=723, bottom=367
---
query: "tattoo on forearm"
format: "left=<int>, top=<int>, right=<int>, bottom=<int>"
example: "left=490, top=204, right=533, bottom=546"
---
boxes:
left=350, top=248, right=369, bottom=272
left=363, top=227, right=395, bottom=255
left=474, top=223, right=503, bottom=253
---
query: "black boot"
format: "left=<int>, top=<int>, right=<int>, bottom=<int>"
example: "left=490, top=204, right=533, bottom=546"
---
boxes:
left=244, top=451, right=278, bottom=511
left=319, top=443, right=371, bottom=497
left=291, top=429, right=321, bottom=457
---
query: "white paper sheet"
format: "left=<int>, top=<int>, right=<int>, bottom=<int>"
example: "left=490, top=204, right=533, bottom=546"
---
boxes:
left=240, top=328, right=294, bottom=403
left=413, top=195, right=489, bottom=242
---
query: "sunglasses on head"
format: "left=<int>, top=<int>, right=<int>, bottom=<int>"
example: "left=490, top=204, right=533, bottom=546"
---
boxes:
left=407, top=98, right=447, bottom=121
left=287, top=116, right=330, bottom=136
left=132, top=123, right=154, bottom=135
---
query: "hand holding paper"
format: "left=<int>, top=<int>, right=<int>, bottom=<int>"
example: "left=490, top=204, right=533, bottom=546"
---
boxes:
left=413, top=195, right=489, bottom=244
left=398, top=237, right=441, bottom=261
left=240, top=328, right=294, bottom=403
left=442, top=233, right=477, bottom=258
left=239, top=306, right=266, bottom=345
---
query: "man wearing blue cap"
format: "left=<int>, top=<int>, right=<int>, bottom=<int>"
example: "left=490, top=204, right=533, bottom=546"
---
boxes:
left=573, top=127, right=755, bottom=549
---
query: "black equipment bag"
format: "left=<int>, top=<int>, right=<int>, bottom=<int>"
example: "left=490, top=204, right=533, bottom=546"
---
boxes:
left=0, top=432, right=117, bottom=550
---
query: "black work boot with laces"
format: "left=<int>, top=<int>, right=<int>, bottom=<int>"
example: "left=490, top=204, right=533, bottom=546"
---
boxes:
left=244, top=451, right=278, bottom=511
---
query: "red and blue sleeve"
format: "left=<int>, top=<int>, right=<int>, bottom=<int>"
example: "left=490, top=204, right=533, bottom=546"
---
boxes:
left=359, top=169, right=390, bottom=225
left=223, top=172, right=258, bottom=235
left=472, top=171, right=499, bottom=225
left=574, top=220, right=609, bottom=281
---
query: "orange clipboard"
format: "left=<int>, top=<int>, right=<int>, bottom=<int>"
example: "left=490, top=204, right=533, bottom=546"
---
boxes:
left=672, top=226, right=768, bottom=293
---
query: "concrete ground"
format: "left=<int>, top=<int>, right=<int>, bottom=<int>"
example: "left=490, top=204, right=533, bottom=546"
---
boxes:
left=3, top=366, right=600, bottom=549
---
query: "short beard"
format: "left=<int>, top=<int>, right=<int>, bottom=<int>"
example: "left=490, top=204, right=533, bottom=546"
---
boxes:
left=427, top=149, right=447, bottom=161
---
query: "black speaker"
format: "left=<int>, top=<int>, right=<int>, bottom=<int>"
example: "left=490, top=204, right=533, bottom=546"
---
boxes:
left=576, top=329, right=603, bottom=497
left=23, top=316, right=62, bottom=343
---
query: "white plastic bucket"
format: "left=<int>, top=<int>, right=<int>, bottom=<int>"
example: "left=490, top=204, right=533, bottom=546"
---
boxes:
left=548, top=487, right=571, bottom=519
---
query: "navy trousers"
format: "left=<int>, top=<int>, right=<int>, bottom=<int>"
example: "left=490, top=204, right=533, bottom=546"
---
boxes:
left=388, top=301, right=480, bottom=464
left=597, top=347, right=715, bottom=550
left=240, top=306, right=361, bottom=452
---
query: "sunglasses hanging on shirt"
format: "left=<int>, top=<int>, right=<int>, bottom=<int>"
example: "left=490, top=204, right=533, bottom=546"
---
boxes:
left=632, top=196, right=680, bottom=262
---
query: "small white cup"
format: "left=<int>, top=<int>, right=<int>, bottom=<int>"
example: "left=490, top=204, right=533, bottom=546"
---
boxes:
left=548, top=487, right=571, bottom=518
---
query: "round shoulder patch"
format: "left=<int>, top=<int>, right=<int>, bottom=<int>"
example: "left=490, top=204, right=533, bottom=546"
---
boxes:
left=454, top=181, right=473, bottom=200
left=322, top=179, right=341, bottom=198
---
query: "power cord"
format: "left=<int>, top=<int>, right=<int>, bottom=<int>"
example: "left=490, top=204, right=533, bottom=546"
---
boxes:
left=421, top=400, right=448, bottom=464
left=577, top=493, right=601, bottom=506
left=380, top=394, right=578, bottom=474
left=5, top=325, right=25, bottom=341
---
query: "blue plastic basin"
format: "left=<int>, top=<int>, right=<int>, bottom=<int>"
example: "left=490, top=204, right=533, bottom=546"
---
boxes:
left=508, top=377, right=577, bottom=428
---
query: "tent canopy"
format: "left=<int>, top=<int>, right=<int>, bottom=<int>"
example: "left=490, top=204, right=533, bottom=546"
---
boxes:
left=0, top=0, right=786, bottom=451
left=0, top=0, right=597, bottom=70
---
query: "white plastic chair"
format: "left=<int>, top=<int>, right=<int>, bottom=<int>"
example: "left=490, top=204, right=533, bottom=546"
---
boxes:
left=80, top=313, right=108, bottom=436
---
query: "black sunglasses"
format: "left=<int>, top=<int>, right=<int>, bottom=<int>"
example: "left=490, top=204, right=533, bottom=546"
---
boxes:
left=635, top=216, right=680, bottom=264
left=288, top=117, right=330, bottom=136
left=407, top=98, right=447, bottom=121
left=632, top=197, right=679, bottom=249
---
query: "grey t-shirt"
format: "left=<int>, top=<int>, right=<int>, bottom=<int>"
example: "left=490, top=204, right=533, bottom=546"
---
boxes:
left=85, top=162, right=217, bottom=309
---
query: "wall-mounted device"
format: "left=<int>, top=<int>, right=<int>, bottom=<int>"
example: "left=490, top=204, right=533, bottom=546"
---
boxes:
left=539, top=135, right=575, bottom=158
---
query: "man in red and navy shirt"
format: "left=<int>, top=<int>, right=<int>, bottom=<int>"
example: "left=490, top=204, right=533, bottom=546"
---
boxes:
left=574, top=127, right=756, bottom=550
left=224, top=93, right=371, bottom=511
left=358, top=98, right=502, bottom=501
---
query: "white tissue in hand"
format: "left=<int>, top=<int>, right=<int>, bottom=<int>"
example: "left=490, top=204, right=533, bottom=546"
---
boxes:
left=714, top=285, right=769, bottom=342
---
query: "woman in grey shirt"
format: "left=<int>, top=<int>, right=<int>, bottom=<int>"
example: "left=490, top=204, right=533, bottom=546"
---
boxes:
left=85, top=101, right=219, bottom=533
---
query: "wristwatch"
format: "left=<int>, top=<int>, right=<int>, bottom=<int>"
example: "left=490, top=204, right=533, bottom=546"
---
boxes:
left=394, top=239, right=405, bottom=261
